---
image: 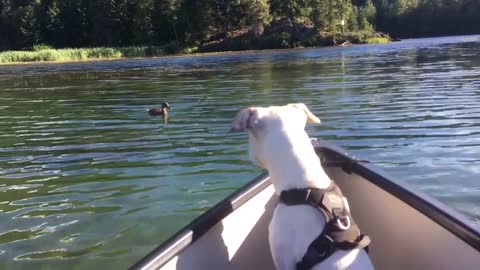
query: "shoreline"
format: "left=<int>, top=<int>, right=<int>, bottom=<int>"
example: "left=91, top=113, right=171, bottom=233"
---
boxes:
left=0, top=44, right=375, bottom=66
left=0, top=47, right=342, bottom=66
left=0, top=34, right=390, bottom=66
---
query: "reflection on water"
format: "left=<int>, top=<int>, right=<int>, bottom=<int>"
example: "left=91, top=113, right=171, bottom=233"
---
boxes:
left=1, top=35, right=480, bottom=269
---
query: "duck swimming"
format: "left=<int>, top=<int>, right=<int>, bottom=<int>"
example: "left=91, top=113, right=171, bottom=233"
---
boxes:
left=148, top=102, right=171, bottom=124
left=147, top=102, right=171, bottom=116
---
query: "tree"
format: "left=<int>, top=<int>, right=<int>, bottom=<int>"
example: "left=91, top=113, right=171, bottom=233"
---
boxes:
left=270, top=0, right=311, bottom=22
left=311, top=0, right=355, bottom=32
left=357, top=0, right=375, bottom=31
left=178, top=0, right=213, bottom=44
left=337, top=0, right=353, bottom=32
left=361, top=0, right=376, bottom=25
left=311, top=0, right=331, bottom=31
left=218, top=0, right=272, bottom=36
left=152, top=0, right=180, bottom=45
left=0, top=0, right=39, bottom=49
left=248, top=0, right=271, bottom=35
left=123, top=0, right=154, bottom=45
left=56, top=0, right=91, bottom=47
left=210, top=0, right=242, bottom=33
left=347, top=5, right=359, bottom=31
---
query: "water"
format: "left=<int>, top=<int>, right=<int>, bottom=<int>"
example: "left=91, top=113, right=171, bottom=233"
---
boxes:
left=1, top=35, right=480, bottom=269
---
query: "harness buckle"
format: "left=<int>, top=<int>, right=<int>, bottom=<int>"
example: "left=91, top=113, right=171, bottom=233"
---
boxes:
left=332, top=208, right=351, bottom=230
left=336, top=216, right=351, bottom=230
left=304, top=189, right=312, bottom=201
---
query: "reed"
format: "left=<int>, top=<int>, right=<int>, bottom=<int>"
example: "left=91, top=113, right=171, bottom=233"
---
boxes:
left=364, top=37, right=391, bottom=44
left=0, top=46, right=166, bottom=64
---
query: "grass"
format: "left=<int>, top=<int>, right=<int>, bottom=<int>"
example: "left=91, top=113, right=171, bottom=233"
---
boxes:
left=332, top=31, right=391, bottom=44
left=364, top=37, right=391, bottom=44
left=0, top=46, right=166, bottom=64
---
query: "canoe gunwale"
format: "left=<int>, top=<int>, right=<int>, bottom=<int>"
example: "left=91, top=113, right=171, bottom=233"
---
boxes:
left=313, top=139, right=480, bottom=252
left=128, top=172, right=271, bottom=270
left=130, top=139, right=480, bottom=270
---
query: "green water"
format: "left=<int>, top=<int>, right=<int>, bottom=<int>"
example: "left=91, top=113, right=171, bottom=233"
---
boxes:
left=1, top=35, right=480, bottom=269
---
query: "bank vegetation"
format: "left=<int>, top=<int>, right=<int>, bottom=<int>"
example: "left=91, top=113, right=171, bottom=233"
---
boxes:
left=0, top=0, right=478, bottom=63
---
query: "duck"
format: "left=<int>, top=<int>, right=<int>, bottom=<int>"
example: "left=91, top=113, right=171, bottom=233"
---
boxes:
left=147, top=102, right=171, bottom=116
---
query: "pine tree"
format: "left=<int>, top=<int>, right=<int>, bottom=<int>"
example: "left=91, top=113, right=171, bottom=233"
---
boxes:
left=247, top=0, right=271, bottom=35
left=270, top=0, right=311, bottom=22
left=310, top=0, right=330, bottom=31
left=152, top=0, right=180, bottom=45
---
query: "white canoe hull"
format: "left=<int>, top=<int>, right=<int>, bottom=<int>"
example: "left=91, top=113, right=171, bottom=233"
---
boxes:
left=130, top=139, right=480, bottom=270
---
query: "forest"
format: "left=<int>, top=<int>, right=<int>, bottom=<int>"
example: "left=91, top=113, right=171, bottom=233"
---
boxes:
left=0, top=0, right=479, bottom=51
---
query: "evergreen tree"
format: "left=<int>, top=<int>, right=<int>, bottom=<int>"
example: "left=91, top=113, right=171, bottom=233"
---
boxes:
left=358, top=0, right=375, bottom=31
left=244, top=0, right=271, bottom=35
left=152, top=0, right=180, bottom=45
left=311, top=0, right=331, bottom=31
left=347, top=5, right=359, bottom=31
left=54, top=0, right=91, bottom=47
left=311, top=0, right=354, bottom=32
left=270, top=0, right=311, bottom=22
left=123, top=0, right=154, bottom=45
left=178, top=0, right=213, bottom=43
left=0, top=0, right=39, bottom=49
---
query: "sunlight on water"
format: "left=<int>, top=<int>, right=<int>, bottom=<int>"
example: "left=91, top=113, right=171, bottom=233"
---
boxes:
left=0, top=35, right=480, bottom=269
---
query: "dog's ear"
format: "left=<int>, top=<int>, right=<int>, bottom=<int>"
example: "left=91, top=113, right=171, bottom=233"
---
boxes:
left=230, top=107, right=258, bottom=132
left=288, top=103, right=321, bottom=123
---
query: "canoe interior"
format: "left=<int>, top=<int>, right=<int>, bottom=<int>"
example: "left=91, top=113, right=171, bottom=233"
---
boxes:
left=329, top=165, right=480, bottom=269
left=130, top=140, right=480, bottom=270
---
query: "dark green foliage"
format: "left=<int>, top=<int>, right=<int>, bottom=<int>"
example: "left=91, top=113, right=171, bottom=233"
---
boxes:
left=310, top=0, right=374, bottom=33
left=152, top=0, right=180, bottom=45
left=270, top=0, right=311, bottom=22
left=262, top=32, right=293, bottom=49
left=373, top=0, right=480, bottom=38
left=0, top=0, right=479, bottom=52
left=310, top=0, right=332, bottom=31
left=0, top=0, right=38, bottom=50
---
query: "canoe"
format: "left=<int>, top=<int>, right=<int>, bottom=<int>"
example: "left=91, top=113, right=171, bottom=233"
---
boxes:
left=129, top=139, right=480, bottom=270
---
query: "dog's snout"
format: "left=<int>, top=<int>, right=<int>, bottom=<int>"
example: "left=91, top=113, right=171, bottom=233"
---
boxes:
left=231, top=107, right=257, bottom=132
left=229, top=126, right=243, bottom=133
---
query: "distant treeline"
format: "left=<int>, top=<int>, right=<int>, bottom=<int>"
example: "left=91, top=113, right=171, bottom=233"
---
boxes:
left=0, top=0, right=479, bottom=51
left=374, top=0, right=480, bottom=38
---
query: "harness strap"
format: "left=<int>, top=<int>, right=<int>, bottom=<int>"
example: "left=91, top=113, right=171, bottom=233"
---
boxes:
left=279, top=182, right=371, bottom=270
left=296, top=234, right=370, bottom=270
left=279, top=184, right=340, bottom=220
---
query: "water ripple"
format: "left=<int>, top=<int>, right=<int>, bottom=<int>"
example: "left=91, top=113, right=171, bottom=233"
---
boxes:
left=1, top=36, right=480, bottom=269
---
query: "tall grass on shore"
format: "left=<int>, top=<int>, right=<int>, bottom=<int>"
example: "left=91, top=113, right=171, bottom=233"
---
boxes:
left=0, top=46, right=166, bottom=64
left=364, top=37, right=390, bottom=44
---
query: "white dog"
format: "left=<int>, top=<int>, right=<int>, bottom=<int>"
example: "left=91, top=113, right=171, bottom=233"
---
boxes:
left=231, top=104, right=374, bottom=270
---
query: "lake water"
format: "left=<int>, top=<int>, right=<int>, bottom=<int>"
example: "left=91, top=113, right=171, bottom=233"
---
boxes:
left=1, top=35, right=480, bottom=269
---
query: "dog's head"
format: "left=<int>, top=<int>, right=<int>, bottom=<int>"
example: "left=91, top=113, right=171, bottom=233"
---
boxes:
left=231, top=103, right=320, bottom=168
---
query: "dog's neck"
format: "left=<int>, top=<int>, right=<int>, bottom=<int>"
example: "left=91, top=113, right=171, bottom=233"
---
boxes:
left=262, top=130, right=332, bottom=194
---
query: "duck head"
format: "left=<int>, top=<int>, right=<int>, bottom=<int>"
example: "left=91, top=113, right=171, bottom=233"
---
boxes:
left=161, top=102, right=171, bottom=112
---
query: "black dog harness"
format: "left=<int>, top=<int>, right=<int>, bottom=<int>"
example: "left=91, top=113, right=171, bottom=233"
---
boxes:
left=279, top=182, right=371, bottom=270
